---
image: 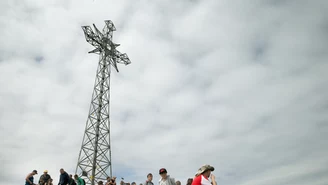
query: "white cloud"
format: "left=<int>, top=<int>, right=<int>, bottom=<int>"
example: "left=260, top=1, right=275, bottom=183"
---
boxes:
left=0, top=0, right=328, bottom=185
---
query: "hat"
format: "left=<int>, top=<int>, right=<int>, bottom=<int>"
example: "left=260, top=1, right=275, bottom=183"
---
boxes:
left=195, top=165, right=214, bottom=176
left=44, top=170, right=48, bottom=173
left=159, top=168, right=167, bottom=174
left=33, top=170, right=38, bottom=174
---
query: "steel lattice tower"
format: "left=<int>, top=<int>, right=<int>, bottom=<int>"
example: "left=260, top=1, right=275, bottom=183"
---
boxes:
left=76, top=20, right=131, bottom=185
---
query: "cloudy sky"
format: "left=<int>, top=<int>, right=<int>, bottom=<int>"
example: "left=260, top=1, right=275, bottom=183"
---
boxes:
left=1, top=0, right=328, bottom=185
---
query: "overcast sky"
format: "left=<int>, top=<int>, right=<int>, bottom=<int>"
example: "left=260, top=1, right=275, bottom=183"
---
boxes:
left=0, top=0, right=328, bottom=185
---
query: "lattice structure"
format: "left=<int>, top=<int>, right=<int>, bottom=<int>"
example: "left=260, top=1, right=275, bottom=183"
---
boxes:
left=76, top=20, right=131, bottom=185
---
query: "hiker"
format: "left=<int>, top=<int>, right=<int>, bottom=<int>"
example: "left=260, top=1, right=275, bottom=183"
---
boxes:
left=39, top=170, right=51, bottom=185
left=69, top=174, right=77, bottom=185
left=158, top=168, right=175, bottom=185
left=58, top=169, right=69, bottom=185
left=25, top=170, right=38, bottom=185
left=176, top=181, right=181, bottom=185
left=74, top=174, right=85, bottom=185
left=46, top=178, right=54, bottom=185
left=186, top=178, right=193, bottom=185
left=112, top=177, right=117, bottom=185
left=107, top=177, right=117, bottom=185
left=192, top=165, right=217, bottom=185
left=144, top=173, right=154, bottom=185
left=105, top=177, right=111, bottom=185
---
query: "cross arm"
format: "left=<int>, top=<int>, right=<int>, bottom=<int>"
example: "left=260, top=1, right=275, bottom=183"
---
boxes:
left=82, top=26, right=102, bottom=48
left=103, top=20, right=116, bottom=40
left=113, top=50, right=131, bottom=65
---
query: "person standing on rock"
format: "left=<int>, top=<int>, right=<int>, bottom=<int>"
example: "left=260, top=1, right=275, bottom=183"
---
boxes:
left=58, top=168, right=69, bottom=185
left=158, top=168, right=175, bottom=185
left=39, top=170, right=51, bottom=185
left=25, top=170, right=38, bottom=185
left=192, top=165, right=217, bottom=185
left=144, top=173, right=154, bottom=185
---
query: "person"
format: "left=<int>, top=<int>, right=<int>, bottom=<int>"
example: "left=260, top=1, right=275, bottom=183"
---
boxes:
left=176, top=181, right=181, bottom=185
left=107, top=177, right=116, bottom=185
left=144, top=173, right=154, bottom=185
left=39, top=170, right=51, bottom=185
left=74, top=174, right=85, bottom=185
left=69, top=174, right=77, bottom=185
left=25, top=170, right=38, bottom=185
left=158, top=168, right=175, bottom=185
left=111, top=177, right=117, bottom=185
left=46, top=178, right=54, bottom=185
left=105, top=177, right=111, bottom=185
left=58, top=168, right=69, bottom=185
left=191, top=165, right=216, bottom=185
left=186, top=178, right=193, bottom=185
left=131, top=182, right=136, bottom=185
left=98, top=181, right=104, bottom=185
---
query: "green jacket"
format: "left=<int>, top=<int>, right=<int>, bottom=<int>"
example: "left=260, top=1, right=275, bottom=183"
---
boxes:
left=76, top=177, right=85, bottom=185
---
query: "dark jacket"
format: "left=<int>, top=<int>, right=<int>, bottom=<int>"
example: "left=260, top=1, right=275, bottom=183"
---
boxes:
left=39, top=174, right=51, bottom=185
left=59, top=172, right=69, bottom=185
left=69, top=177, right=77, bottom=185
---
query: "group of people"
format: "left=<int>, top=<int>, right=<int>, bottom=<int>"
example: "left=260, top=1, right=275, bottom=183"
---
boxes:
left=25, top=164, right=217, bottom=185
left=25, top=168, right=87, bottom=185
